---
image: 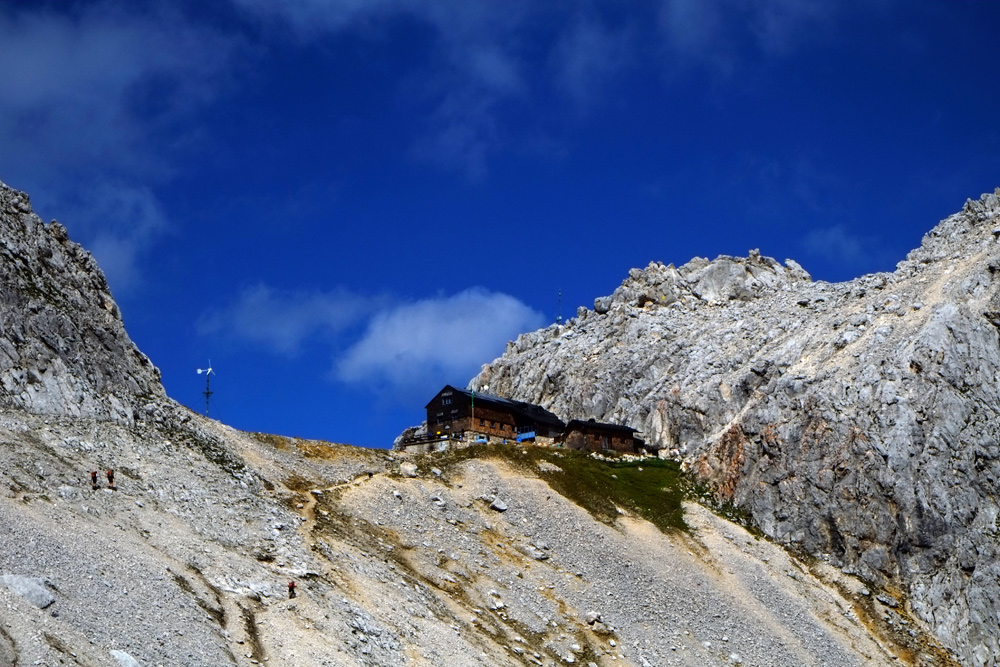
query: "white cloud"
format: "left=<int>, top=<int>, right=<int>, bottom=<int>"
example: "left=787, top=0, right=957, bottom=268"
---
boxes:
left=200, top=285, right=545, bottom=398
left=198, top=285, right=377, bottom=355
left=337, top=288, right=545, bottom=394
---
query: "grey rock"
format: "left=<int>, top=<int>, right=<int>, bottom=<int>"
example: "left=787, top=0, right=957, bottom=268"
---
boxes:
left=876, top=593, right=900, bottom=609
left=0, top=180, right=164, bottom=422
left=0, top=630, right=13, bottom=667
left=0, top=574, right=55, bottom=609
left=399, top=462, right=418, bottom=478
left=489, top=497, right=508, bottom=512
left=110, top=650, right=142, bottom=667
left=472, top=188, right=1000, bottom=666
left=516, top=544, right=548, bottom=561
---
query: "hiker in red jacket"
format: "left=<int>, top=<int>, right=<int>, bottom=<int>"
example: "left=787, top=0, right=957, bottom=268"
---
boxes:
left=288, top=581, right=296, bottom=599
left=106, top=469, right=115, bottom=489
left=90, top=471, right=98, bottom=490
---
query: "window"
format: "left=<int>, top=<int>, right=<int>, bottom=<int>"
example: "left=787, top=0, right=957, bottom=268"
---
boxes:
left=443, top=397, right=452, bottom=405
left=479, top=419, right=485, bottom=426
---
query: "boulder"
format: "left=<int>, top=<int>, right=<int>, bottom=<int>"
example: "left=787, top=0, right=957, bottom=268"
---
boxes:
left=110, top=649, right=142, bottom=667
left=0, top=574, right=55, bottom=609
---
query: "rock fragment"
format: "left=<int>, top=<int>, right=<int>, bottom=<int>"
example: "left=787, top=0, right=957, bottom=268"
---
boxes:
left=0, top=574, right=55, bottom=609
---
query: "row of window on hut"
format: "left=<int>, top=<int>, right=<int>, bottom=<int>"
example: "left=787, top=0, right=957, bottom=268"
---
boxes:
left=424, top=385, right=643, bottom=453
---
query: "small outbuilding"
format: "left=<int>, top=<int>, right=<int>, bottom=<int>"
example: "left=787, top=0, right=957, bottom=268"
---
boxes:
left=563, top=418, right=642, bottom=454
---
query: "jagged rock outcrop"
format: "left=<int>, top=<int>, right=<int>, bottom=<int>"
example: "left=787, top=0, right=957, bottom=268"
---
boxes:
left=593, top=249, right=812, bottom=314
left=474, top=189, right=1000, bottom=666
left=0, top=180, right=164, bottom=422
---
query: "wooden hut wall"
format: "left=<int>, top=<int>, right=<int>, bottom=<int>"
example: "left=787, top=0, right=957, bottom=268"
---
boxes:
left=428, top=405, right=519, bottom=439
left=563, top=427, right=638, bottom=453
left=467, top=404, right=518, bottom=438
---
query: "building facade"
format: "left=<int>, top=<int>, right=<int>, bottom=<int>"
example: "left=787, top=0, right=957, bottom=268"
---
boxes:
left=563, top=419, right=641, bottom=453
left=396, top=385, right=645, bottom=454
left=425, top=385, right=564, bottom=444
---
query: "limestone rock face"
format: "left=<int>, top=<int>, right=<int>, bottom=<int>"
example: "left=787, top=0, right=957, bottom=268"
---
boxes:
left=594, top=249, right=812, bottom=314
left=0, top=180, right=164, bottom=421
left=475, top=189, right=1000, bottom=666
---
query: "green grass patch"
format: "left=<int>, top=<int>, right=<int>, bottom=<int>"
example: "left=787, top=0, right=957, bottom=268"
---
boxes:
left=422, top=444, right=688, bottom=533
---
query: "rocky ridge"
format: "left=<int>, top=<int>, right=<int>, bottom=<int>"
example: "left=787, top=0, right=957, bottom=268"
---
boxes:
left=0, top=175, right=947, bottom=666
left=474, top=189, right=1000, bottom=666
left=0, top=183, right=164, bottom=421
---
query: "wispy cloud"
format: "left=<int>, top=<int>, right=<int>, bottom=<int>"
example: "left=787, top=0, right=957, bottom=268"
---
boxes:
left=749, top=0, right=833, bottom=55
left=802, top=224, right=871, bottom=268
left=226, top=0, right=868, bottom=177
left=552, top=15, right=633, bottom=108
left=201, top=285, right=544, bottom=398
left=198, top=285, right=377, bottom=355
left=409, top=90, right=500, bottom=181
left=337, top=288, right=545, bottom=396
left=0, top=2, right=237, bottom=180
left=659, top=0, right=726, bottom=58
left=0, top=2, right=239, bottom=293
left=70, top=183, right=170, bottom=293
left=657, top=0, right=851, bottom=71
left=220, top=1, right=549, bottom=178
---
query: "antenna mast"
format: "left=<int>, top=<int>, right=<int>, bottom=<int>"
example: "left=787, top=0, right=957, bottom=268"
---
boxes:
left=556, top=289, right=563, bottom=325
left=196, top=362, right=215, bottom=417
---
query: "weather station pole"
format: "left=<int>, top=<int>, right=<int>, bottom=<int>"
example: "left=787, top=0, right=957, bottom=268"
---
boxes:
left=197, top=362, right=214, bottom=417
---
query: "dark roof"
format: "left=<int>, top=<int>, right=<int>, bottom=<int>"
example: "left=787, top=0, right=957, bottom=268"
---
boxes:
left=427, top=385, right=565, bottom=429
left=565, top=418, right=637, bottom=435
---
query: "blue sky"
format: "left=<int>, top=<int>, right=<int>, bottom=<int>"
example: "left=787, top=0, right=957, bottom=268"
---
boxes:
left=2, top=0, right=999, bottom=447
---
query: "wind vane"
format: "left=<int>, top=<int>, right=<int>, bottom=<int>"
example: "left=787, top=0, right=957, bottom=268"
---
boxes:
left=196, top=361, right=214, bottom=417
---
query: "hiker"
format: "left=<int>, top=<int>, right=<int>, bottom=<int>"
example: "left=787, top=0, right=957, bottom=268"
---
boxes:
left=90, top=471, right=98, bottom=490
left=288, top=581, right=296, bottom=599
left=106, top=469, right=115, bottom=489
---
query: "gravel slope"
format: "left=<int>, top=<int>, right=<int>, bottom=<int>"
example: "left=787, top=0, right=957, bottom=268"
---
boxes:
left=0, top=406, right=955, bottom=666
